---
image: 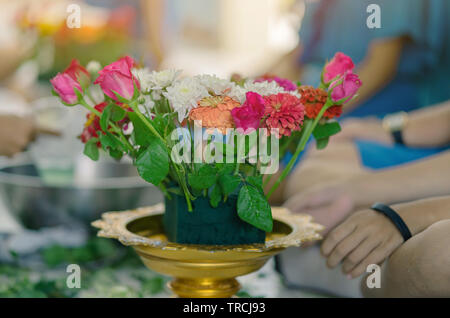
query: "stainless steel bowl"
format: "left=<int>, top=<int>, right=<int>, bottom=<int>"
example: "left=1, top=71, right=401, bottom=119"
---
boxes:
left=0, top=159, right=163, bottom=229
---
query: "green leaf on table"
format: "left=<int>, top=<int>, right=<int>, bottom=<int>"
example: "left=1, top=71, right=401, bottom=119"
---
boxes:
left=218, top=174, right=242, bottom=197
left=83, top=138, right=99, bottom=161
left=135, top=136, right=169, bottom=186
left=209, top=184, right=222, bottom=208
left=237, top=184, right=273, bottom=232
left=315, top=137, right=330, bottom=150
left=188, top=165, right=218, bottom=190
left=313, top=122, right=341, bottom=140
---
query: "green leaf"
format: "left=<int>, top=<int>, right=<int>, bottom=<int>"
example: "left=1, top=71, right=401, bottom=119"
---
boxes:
left=100, top=104, right=126, bottom=131
left=219, top=174, right=242, bottom=196
left=100, top=105, right=111, bottom=131
left=246, top=175, right=263, bottom=191
left=209, top=184, right=222, bottom=208
left=110, top=105, right=126, bottom=122
left=214, top=142, right=235, bottom=157
left=316, top=137, right=330, bottom=150
left=313, top=122, right=341, bottom=140
left=128, top=112, right=154, bottom=148
left=188, top=165, right=218, bottom=190
left=217, top=163, right=235, bottom=175
left=135, top=137, right=169, bottom=185
left=237, top=184, right=273, bottom=232
left=99, top=132, right=117, bottom=149
left=109, top=148, right=123, bottom=160
left=83, top=138, right=100, bottom=161
left=188, top=174, right=217, bottom=190
left=74, top=87, right=84, bottom=102
left=112, top=90, right=132, bottom=104
left=152, top=115, right=174, bottom=138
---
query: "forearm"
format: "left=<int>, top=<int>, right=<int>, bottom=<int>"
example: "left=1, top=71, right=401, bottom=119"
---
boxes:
left=403, top=101, right=450, bottom=147
left=393, top=196, right=450, bottom=236
left=349, top=151, right=450, bottom=207
left=343, top=38, right=403, bottom=112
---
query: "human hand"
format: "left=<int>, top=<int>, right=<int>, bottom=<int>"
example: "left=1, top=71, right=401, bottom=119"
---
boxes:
left=0, top=115, right=34, bottom=157
left=284, top=181, right=357, bottom=236
left=332, top=118, right=392, bottom=144
left=321, top=209, right=404, bottom=279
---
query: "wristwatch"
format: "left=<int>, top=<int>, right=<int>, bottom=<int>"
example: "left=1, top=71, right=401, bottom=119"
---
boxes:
left=382, top=111, right=409, bottom=145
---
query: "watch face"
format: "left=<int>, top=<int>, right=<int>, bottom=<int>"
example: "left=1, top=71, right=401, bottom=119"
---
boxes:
left=384, top=112, right=407, bottom=132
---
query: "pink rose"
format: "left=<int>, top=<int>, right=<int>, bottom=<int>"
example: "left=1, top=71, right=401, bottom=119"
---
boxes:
left=94, top=56, right=140, bottom=101
left=50, top=73, right=82, bottom=104
left=231, top=92, right=265, bottom=132
left=64, top=59, right=90, bottom=87
left=324, top=52, right=355, bottom=83
left=330, top=72, right=362, bottom=103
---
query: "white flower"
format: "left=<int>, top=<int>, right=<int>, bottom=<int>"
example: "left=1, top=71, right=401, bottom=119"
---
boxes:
left=228, top=84, right=247, bottom=103
left=243, top=80, right=285, bottom=97
left=87, top=85, right=105, bottom=105
left=163, top=78, right=210, bottom=122
left=150, top=69, right=182, bottom=90
left=229, top=80, right=301, bottom=103
left=194, top=74, right=234, bottom=96
left=132, top=68, right=182, bottom=93
left=86, top=60, right=101, bottom=74
left=132, top=68, right=152, bottom=93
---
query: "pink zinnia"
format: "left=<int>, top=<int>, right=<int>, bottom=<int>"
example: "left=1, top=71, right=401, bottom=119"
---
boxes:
left=263, top=93, right=305, bottom=138
left=231, top=92, right=265, bottom=133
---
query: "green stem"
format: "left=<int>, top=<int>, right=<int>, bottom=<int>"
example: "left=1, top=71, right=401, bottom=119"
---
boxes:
left=129, top=101, right=166, bottom=144
left=79, top=101, right=135, bottom=155
left=266, top=103, right=331, bottom=199
left=263, top=135, right=297, bottom=188
left=129, top=100, right=193, bottom=211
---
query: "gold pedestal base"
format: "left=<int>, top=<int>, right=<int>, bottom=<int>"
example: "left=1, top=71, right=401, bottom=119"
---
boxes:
left=169, top=278, right=240, bottom=298
left=93, top=204, right=323, bottom=298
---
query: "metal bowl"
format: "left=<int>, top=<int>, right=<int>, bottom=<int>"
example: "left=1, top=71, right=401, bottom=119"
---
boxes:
left=0, top=158, right=163, bottom=229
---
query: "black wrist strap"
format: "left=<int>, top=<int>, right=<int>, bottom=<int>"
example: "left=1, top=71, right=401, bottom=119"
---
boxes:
left=371, top=203, right=412, bottom=242
left=392, top=130, right=405, bottom=145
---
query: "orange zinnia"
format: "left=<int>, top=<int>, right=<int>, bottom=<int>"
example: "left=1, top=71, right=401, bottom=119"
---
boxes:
left=188, top=96, right=241, bottom=133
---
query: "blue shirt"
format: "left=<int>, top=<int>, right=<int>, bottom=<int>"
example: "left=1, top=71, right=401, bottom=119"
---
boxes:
left=298, top=0, right=450, bottom=117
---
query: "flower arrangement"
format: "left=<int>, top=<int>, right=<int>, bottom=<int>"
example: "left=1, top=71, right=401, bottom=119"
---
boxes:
left=50, top=52, right=361, bottom=245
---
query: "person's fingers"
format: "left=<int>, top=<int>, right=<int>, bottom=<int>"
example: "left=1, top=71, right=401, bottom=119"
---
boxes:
left=321, top=220, right=357, bottom=257
left=348, top=246, right=388, bottom=279
left=284, top=187, right=335, bottom=213
left=284, top=193, right=323, bottom=213
left=341, top=237, right=382, bottom=274
left=283, top=193, right=309, bottom=213
left=325, top=228, right=368, bottom=268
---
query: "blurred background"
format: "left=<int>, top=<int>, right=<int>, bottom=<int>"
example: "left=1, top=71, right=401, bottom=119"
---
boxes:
left=0, top=0, right=307, bottom=298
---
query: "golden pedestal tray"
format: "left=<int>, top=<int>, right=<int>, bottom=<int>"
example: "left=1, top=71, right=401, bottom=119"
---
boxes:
left=92, top=204, right=323, bottom=298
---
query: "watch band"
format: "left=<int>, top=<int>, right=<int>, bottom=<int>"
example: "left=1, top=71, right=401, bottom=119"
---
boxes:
left=371, top=203, right=412, bottom=242
left=392, top=130, right=405, bottom=145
